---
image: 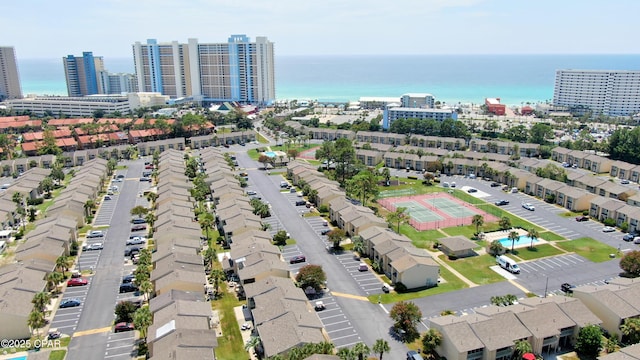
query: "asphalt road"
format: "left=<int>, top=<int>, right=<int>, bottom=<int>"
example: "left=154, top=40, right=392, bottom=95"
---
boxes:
left=67, top=159, right=147, bottom=360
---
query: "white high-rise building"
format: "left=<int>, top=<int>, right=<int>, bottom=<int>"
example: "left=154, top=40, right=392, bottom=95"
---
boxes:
left=0, top=46, right=22, bottom=100
left=553, top=69, right=640, bottom=116
left=132, top=35, right=275, bottom=105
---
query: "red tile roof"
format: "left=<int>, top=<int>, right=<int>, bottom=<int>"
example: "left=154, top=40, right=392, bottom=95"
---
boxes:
left=0, top=119, right=42, bottom=129
left=97, top=118, right=134, bottom=125
left=48, top=118, right=94, bottom=127
left=22, top=129, right=73, bottom=141
left=0, top=115, right=30, bottom=123
left=133, top=118, right=176, bottom=126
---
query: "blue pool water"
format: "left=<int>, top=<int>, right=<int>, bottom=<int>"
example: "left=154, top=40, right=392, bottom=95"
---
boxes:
left=497, top=236, right=539, bottom=248
left=9, top=356, right=27, bottom=360
left=264, top=151, right=277, bottom=158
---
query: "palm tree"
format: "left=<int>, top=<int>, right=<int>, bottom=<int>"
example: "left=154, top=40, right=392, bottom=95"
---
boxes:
left=472, top=214, right=484, bottom=235
left=381, top=167, right=391, bottom=185
left=244, top=336, right=261, bottom=352
left=440, top=309, right=455, bottom=316
left=386, top=207, right=409, bottom=233
left=203, top=247, right=217, bottom=271
left=209, top=269, right=226, bottom=296
left=337, top=347, right=357, bottom=360
left=144, top=212, right=156, bottom=232
left=621, top=318, right=640, bottom=344
left=508, top=230, right=520, bottom=253
left=489, top=240, right=504, bottom=256
left=198, top=212, right=215, bottom=241
left=133, top=306, right=153, bottom=338
left=351, top=236, right=365, bottom=257
left=527, top=228, right=539, bottom=249
left=32, top=291, right=51, bottom=313
left=84, top=199, right=95, bottom=219
left=372, top=339, right=390, bottom=360
left=55, top=255, right=71, bottom=273
left=499, top=216, right=512, bottom=230
left=46, top=271, right=64, bottom=292
left=513, top=340, right=533, bottom=359
left=27, top=309, right=46, bottom=337
left=139, top=280, right=154, bottom=301
left=352, top=342, right=370, bottom=360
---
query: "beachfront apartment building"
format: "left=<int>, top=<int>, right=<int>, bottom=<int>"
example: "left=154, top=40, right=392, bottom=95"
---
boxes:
left=382, top=104, right=458, bottom=129
left=132, top=35, right=275, bottom=105
left=63, top=52, right=105, bottom=96
left=401, top=93, right=435, bottom=108
left=0, top=46, right=22, bottom=100
left=553, top=69, right=640, bottom=116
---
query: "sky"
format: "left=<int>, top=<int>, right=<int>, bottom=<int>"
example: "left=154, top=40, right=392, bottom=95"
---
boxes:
left=2, top=0, right=639, bottom=59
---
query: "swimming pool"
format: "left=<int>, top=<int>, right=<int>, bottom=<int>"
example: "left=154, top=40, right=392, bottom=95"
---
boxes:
left=497, top=235, right=539, bottom=248
left=8, top=356, right=27, bottom=360
left=264, top=151, right=276, bottom=158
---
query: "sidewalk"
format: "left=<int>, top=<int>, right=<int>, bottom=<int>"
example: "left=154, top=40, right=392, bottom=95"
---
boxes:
left=233, top=305, right=258, bottom=360
left=430, top=250, right=477, bottom=288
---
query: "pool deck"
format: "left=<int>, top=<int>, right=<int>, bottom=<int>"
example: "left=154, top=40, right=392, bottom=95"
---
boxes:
left=483, top=229, right=547, bottom=249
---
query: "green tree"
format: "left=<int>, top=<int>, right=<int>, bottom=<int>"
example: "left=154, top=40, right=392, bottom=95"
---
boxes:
left=499, top=216, right=512, bottom=230
left=315, top=141, right=336, bottom=170
left=138, top=280, right=154, bottom=301
left=472, top=214, right=484, bottom=234
left=386, top=207, right=409, bottom=233
left=37, top=129, right=63, bottom=155
left=27, top=309, right=46, bottom=337
left=352, top=342, right=370, bottom=360
left=133, top=306, right=153, bottom=338
left=208, top=269, right=226, bottom=297
left=527, top=228, right=539, bottom=250
left=489, top=240, right=504, bottom=256
left=346, top=170, right=379, bottom=206
left=244, top=336, right=261, bottom=352
left=351, top=236, right=365, bottom=256
left=203, top=246, right=217, bottom=272
left=380, top=167, right=391, bottom=185
left=575, top=324, right=603, bottom=357
left=55, top=255, right=71, bottom=273
left=198, top=212, right=215, bottom=241
left=115, top=300, right=139, bottom=323
left=327, top=228, right=346, bottom=250
left=130, top=205, right=149, bottom=218
left=258, top=154, right=272, bottom=170
left=295, top=264, right=327, bottom=292
left=508, top=230, right=520, bottom=253
left=621, top=317, right=640, bottom=345
left=513, top=339, right=533, bottom=359
left=620, top=250, right=640, bottom=277
left=372, top=339, right=390, bottom=360
left=273, top=230, right=288, bottom=246
left=337, top=347, right=357, bottom=360
left=46, top=271, right=64, bottom=292
left=422, top=328, right=443, bottom=359
left=334, top=138, right=357, bottom=184
left=389, top=301, right=422, bottom=342
left=528, top=123, right=553, bottom=145
left=40, top=177, right=54, bottom=197
left=32, top=291, right=51, bottom=313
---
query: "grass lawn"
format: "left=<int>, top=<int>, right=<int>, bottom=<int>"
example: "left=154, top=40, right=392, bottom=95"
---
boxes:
left=555, top=237, right=620, bottom=263
left=439, top=254, right=505, bottom=285
left=247, top=148, right=261, bottom=161
left=398, top=224, right=441, bottom=250
left=211, top=283, right=248, bottom=360
left=512, top=244, right=566, bottom=260
left=256, top=133, right=269, bottom=143
left=370, top=265, right=468, bottom=303
left=538, top=231, right=565, bottom=241
left=49, top=350, right=67, bottom=360
left=305, top=159, right=322, bottom=166
left=441, top=225, right=477, bottom=239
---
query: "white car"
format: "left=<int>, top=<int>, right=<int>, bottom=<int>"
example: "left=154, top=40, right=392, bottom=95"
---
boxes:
left=86, top=242, right=104, bottom=250
left=522, top=203, right=535, bottom=211
left=602, top=226, right=616, bottom=233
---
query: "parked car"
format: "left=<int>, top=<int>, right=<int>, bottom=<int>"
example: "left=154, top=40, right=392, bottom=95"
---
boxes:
left=407, top=350, right=424, bottom=360
left=139, top=177, right=151, bottom=182
left=124, top=247, right=140, bottom=257
left=47, top=329, right=61, bottom=340
left=86, top=230, right=104, bottom=238
left=289, top=255, right=306, bottom=264
left=145, top=164, right=154, bottom=169
left=467, top=188, right=478, bottom=193
left=122, top=274, right=135, bottom=283
left=623, top=233, right=638, bottom=241
left=119, top=283, right=138, bottom=293
left=67, top=278, right=88, bottom=287
left=575, top=215, right=589, bottom=222
left=85, top=243, right=104, bottom=251
left=239, top=172, right=248, bottom=177
left=490, top=182, right=501, bottom=187
left=126, top=237, right=145, bottom=245
left=320, top=229, right=331, bottom=235
left=142, top=171, right=152, bottom=177
left=495, top=200, right=509, bottom=206
left=621, top=179, right=630, bottom=184
left=295, top=200, right=306, bottom=206
left=522, top=203, right=535, bottom=211
left=246, top=190, right=257, bottom=196
left=114, top=322, right=135, bottom=333
left=131, top=218, right=147, bottom=224
left=240, top=322, right=252, bottom=330
left=131, top=224, right=147, bottom=231
left=602, top=226, right=616, bottom=233
left=314, top=301, right=325, bottom=311
left=104, top=195, right=112, bottom=200
left=561, top=283, right=576, bottom=294
left=382, top=284, right=392, bottom=293
left=59, top=299, right=82, bottom=308
left=634, top=237, right=640, bottom=244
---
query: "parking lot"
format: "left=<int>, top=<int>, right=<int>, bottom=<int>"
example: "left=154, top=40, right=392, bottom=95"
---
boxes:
left=312, top=293, right=363, bottom=349
left=104, top=331, right=136, bottom=359
left=49, top=277, right=92, bottom=336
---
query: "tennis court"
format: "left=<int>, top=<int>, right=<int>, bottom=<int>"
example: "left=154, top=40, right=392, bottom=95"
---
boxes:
left=378, top=192, right=498, bottom=231
left=393, top=200, right=444, bottom=222
left=378, top=188, right=416, bottom=198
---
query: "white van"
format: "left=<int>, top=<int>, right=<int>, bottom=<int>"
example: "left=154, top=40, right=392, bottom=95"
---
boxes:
left=510, top=187, right=518, bottom=193
left=451, top=182, right=456, bottom=188
left=497, top=255, right=520, bottom=274
left=358, top=263, right=368, bottom=271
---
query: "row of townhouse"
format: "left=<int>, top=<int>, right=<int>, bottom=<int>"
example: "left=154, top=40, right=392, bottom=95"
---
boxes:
left=0, top=159, right=108, bottom=340
left=431, top=294, right=602, bottom=360
left=551, top=147, right=615, bottom=175
left=0, top=167, right=51, bottom=229
left=438, top=275, right=640, bottom=357
left=0, top=155, right=56, bottom=176
left=199, top=148, right=327, bottom=358
left=146, top=149, right=216, bottom=359
left=307, top=128, right=541, bottom=157
left=287, top=160, right=441, bottom=290
left=190, top=130, right=257, bottom=149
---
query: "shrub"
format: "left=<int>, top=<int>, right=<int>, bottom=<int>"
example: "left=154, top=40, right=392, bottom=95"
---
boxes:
left=27, top=198, right=44, bottom=206
left=604, top=218, right=616, bottom=227
left=394, top=282, right=408, bottom=293
left=621, top=222, right=629, bottom=233
left=318, top=205, right=329, bottom=213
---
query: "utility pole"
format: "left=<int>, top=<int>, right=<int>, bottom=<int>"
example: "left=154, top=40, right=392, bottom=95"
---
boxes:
left=544, top=276, right=549, bottom=298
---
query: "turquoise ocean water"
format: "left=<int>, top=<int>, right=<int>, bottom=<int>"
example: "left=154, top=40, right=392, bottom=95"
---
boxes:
left=17, top=54, right=640, bottom=105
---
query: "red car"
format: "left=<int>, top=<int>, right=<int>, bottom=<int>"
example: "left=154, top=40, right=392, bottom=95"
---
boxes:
left=114, top=322, right=135, bottom=333
left=144, top=164, right=154, bottom=169
left=67, top=277, right=88, bottom=287
left=289, top=255, right=306, bottom=264
left=575, top=215, right=589, bottom=222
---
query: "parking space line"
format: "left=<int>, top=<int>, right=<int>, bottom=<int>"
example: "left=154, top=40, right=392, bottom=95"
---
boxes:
left=330, top=332, right=358, bottom=340
left=73, top=326, right=112, bottom=337
left=326, top=326, right=355, bottom=334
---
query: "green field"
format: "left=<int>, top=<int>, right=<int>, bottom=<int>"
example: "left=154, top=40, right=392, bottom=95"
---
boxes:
left=555, top=237, right=620, bottom=262
left=512, top=244, right=565, bottom=260
left=439, top=254, right=505, bottom=285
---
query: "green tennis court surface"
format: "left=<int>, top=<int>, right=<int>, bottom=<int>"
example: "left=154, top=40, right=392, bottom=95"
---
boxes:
left=393, top=200, right=444, bottom=222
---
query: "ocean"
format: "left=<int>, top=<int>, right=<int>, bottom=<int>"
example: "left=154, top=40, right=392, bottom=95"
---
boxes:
left=17, top=54, right=640, bottom=106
